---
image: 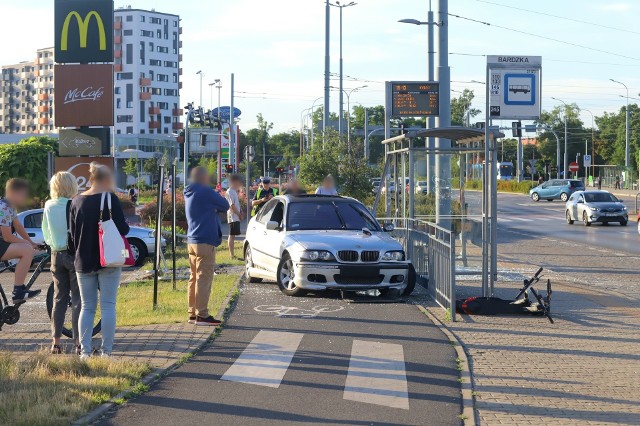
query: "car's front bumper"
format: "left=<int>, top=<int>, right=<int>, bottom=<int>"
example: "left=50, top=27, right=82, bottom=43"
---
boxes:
left=588, top=211, right=628, bottom=223
left=291, top=261, right=410, bottom=291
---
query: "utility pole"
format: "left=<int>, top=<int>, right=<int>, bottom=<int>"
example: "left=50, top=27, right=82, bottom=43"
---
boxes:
left=323, top=0, right=330, bottom=136
left=611, top=79, right=630, bottom=170
left=230, top=73, right=236, bottom=171
left=427, top=3, right=436, bottom=194
left=435, top=0, right=451, bottom=227
left=196, top=70, right=203, bottom=107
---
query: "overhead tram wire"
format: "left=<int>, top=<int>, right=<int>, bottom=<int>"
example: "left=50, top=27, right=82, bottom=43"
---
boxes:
left=450, top=52, right=640, bottom=67
left=473, top=0, right=640, bottom=36
left=448, top=13, right=640, bottom=62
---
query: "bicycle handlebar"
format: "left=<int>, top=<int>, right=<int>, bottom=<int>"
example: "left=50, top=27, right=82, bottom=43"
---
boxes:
left=534, top=267, right=544, bottom=278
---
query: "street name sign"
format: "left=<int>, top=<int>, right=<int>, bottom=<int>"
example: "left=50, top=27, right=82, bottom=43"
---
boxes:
left=487, top=56, right=542, bottom=120
left=583, top=155, right=592, bottom=167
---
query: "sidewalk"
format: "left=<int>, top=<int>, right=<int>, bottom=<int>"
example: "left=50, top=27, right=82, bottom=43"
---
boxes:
left=428, top=279, right=640, bottom=425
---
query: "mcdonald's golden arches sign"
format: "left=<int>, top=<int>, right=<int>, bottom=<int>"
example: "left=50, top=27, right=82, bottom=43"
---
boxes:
left=54, top=0, right=114, bottom=63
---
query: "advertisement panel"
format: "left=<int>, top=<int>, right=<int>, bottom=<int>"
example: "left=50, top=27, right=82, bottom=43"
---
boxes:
left=55, top=157, right=113, bottom=192
left=54, top=64, right=114, bottom=127
left=59, top=128, right=111, bottom=156
left=54, top=0, right=114, bottom=63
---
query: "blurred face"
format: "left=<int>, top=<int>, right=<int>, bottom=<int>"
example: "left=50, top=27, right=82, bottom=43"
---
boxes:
left=263, top=182, right=270, bottom=189
left=94, top=173, right=115, bottom=192
left=323, top=178, right=333, bottom=188
left=7, top=188, right=28, bottom=207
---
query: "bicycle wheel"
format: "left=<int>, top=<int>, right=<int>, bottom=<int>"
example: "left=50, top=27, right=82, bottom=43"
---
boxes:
left=46, top=282, right=101, bottom=339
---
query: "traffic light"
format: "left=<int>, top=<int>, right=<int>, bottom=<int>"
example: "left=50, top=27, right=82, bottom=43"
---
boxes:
left=512, top=121, right=522, bottom=138
left=225, top=164, right=234, bottom=173
left=276, top=167, right=285, bottom=175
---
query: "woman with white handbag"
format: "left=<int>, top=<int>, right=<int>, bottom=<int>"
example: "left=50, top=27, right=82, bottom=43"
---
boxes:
left=69, top=163, right=130, bottom=359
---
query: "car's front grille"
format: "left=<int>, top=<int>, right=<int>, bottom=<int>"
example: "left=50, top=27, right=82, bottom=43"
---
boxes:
left=334, top=274, right=384, bottom=285
left=338, top=250, right=358, bottom=262
left=360, top=251, right=379, bottom=262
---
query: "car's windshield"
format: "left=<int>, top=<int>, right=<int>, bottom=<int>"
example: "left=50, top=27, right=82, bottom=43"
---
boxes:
left=570, top=180, right=584, bottom=187
left=584, top=192, right=618, bottom=203
left=287, top=201, right=381, bottom=231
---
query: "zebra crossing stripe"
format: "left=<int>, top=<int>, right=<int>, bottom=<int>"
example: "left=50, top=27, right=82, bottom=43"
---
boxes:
left=221, top=330, right=303, bottom=388
left=343, top=340, right=410, bottom=410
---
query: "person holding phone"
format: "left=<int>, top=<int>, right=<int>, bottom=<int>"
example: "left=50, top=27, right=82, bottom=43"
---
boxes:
left=251, top=177, right=278, bottom=217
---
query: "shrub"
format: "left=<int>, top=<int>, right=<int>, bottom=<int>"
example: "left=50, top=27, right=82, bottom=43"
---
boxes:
left=139, top=192, right=186, bottom=225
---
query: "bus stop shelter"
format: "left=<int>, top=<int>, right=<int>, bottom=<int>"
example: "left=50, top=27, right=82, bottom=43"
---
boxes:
left=373, top=127, right=504, bottom=319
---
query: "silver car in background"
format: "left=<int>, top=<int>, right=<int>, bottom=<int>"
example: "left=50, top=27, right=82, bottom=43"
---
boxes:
left=565, top=191, right=628, bottom=227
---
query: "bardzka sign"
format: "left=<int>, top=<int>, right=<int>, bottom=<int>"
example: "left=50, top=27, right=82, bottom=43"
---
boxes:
left=54, top=0, right=114, bottom=63
left=59, top=128, right=111, bottom=156
left=54, top=64, right=114, bottom=127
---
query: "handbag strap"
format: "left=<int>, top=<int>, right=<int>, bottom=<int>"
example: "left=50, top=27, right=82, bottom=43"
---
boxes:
left=99, top=192, right=113, bottom=222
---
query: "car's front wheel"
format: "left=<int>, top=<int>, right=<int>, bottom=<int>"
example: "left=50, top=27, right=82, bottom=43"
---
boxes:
left=620, top=219, right=628, bottom=226
left=128, top=238, right=148, bottom=267
left=244, top=245, right=262, bottom=283
left=566, top=210, right=574, bottom=225
left=277, top=254, right=305, bottom=296
left=531, top=192, right=540, bottom=202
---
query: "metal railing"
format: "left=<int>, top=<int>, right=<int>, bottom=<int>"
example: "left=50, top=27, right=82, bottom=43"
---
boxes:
left=378, top=217, right=456, bottom=320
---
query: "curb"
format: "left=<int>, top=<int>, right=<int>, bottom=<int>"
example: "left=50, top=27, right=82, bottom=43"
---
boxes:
left=417, top=305, right=477, bottom=426
left=72, top=275, right=243, bottom=426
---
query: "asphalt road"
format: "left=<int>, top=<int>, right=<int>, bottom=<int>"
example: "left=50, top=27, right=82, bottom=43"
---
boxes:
left=101, top=283, right=461, bottom=426
left=462, top=191, right=640, bottom=255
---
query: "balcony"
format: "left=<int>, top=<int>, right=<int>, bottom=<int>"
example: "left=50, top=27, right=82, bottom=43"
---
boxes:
left=38, top=117, right=49, bottom=125
left=178, top=68, right=182, bottom=76
left=114, top=36, right=122, bottom=44
left=179, top=82, right=183, bottom=89
left=140, top=78, right=151, bottom=86
left=179, top=41, right=183, bottom=49
left=114, top=50, right=122, bottom=58
left=115, top=64, right=123, bottom=72
left=172, top=108, right=183, bottom=116
left=179, top=54, right=183, bottom=62
left=148, top=106, right=160, bottom=115
left=148, top=121, right=161, bottom=129
left=114, top=21, right=122, bottom=30
left=139, top=92, right=152, bottom=100
left=172, top=122, right=184, bottom=130
left=38, top=105, right=49, bottom=113
left=179, top=27, right=183, bottom=35
left=38, top=93, right=48, bottom=101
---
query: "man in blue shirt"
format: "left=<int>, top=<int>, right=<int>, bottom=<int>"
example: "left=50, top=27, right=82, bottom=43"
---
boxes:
left=184, top=167, right=229, bottom=326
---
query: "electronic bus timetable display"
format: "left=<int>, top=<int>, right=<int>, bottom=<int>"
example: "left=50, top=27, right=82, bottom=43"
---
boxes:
left=389, top=82, right=440, bottom=118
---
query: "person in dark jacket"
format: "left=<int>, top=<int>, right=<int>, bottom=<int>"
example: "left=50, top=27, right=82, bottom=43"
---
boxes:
left=184, top=167, right=229, bottom=326
left=70, top=163, right=130, bottom=359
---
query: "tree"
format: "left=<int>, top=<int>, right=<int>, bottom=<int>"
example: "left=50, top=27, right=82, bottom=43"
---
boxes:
left=123, top=157, right=139, bottom=182
left=0, top=136, right=57, bottom=201
left=450, top=89, right=481, bottom=126
left=299, top=130, right=373, bottom=200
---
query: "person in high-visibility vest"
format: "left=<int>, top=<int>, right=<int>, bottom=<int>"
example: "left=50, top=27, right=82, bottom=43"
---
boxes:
left=251, top=178, right=278, bottom=217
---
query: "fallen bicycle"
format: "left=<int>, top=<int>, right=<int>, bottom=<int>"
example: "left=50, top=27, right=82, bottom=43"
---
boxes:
left=455, top=267, right=553, bottom=323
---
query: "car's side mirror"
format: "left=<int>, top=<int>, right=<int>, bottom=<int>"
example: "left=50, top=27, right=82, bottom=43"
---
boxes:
left=577, top=200, right=584, bottom=204
left=266, top=221, right=280, bottom=231
left=383, top=223, right=395, bottom=232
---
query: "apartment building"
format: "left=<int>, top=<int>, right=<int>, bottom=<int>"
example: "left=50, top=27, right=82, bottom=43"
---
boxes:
left=0, top=48, right=56, bottom=135
left=113, top=7, right=183, bottom=136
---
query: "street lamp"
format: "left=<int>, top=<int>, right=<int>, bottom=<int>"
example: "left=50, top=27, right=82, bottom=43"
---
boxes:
left=583, top=109, right=596, bottom=180
left=196, top=71, right=203, bottom=108
left=208, top=79, right=221, bottom=113
left=329, top=1, right=357, bottom=138
left=330, top=84, right=367, bottom=150
left=551, top=97, right=569, bottom=179
left=610, top=78, right=630, bottom=169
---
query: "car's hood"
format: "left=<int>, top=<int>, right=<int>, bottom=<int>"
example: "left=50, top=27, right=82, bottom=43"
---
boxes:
left=586, top=202, right=625, bottom=210
left=288, top=229, right=402, bottom=251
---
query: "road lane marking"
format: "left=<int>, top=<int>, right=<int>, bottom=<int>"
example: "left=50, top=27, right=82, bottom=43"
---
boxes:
left=221, top=330, right=303, bottom=388
left=343, top=340, right=409, bottom=410
left=511, top=218, right=534, bottom=222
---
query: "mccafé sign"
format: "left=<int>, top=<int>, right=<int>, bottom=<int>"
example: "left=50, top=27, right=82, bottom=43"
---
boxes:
left=55, top=0, right=114, bottom=63
left=54, top=64, right=114, bottom=127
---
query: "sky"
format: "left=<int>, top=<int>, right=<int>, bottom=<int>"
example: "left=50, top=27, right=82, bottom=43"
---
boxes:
left=1, top=0, right=639, bottom=132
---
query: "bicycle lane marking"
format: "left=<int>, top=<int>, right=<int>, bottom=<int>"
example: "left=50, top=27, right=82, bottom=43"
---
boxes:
left=220, top=330, right=304, bottom=388
left=253, top=304, right=344, bottom=318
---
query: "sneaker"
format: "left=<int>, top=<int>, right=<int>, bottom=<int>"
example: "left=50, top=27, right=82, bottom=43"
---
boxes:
left=50, top=345, right=62, bottom=355
left=12, top=286, right=41, bottom=304
left=76, top=345, right=82, bottom=356
left=195, top=315, right=222, bottom=326
left=188, top=315, right=196, bottom=324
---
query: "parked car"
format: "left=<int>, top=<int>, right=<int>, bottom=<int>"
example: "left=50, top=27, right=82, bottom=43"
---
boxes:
left=565, top=190, right=628, bottom=226
left=415, top=181, right=428, bottom=194
left=530, top=179, right=585, bottom=202
left=244, top=194, right=413, bottom=297
left=18, top=209, right=166, bottom=266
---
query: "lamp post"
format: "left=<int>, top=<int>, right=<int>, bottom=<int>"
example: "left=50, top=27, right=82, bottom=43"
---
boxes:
left=329, top=1, right=357, bottom=139
left=611, top=79, right=630, bottom=169
left=583, top=108, right=595, bottom=181
left=399, top=2, right=438, bottom=194
left=331, top=85, right=367, bottom=150
left=209, top=79, right=221, bottom=114
left=196, top=70, right=203, bottom=108
left=323, top=0, right=330, bottom=136
left=551, top=97, right=569, bottom=179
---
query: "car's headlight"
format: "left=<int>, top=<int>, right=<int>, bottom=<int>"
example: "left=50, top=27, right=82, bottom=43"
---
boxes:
left=300, top=250, right=336, bottom=262
left=148, top=231, right=155, bottom=238
left=589, top=206, right=600, bottom=211
left=622, top=206, right=628, bottom=211
left=382, top=250, right=405, bottom=261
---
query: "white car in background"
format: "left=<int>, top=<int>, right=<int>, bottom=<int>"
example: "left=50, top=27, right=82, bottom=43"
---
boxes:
left=244, top=195, right=414, bottom=297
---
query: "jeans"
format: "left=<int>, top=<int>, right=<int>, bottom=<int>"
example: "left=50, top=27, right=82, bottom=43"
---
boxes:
left=50, top=251, right=80, bottom=341
left=187, top=243, right=215, bottom=318
left=77, top=268, right=121, bottom=356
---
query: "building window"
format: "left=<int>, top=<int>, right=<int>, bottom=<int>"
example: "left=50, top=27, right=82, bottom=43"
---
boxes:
left=115, top=87, right=121, bottom=95
left=151, top=17, right=161, bottom=24
left=117, top=72, right=133, bottom=80
left=173, top=73, right=178, bottom=83
left=140, top=15, right=145, bottom=22
left=126, top=15, right=133, bottom=22
left=156, top=30, right=162, bottom=38
left=164, top=116, right=171, bottom=124
left=141, top=30, right=153, bottom=37
left=158, top=102, right=169, bottom=110
left=164, top=89, right=178, bottom=96
left=116, top=98, right=121, bottom=108
left=157, top=46, right=168, bottom=54
left=126, top=101, right=133, bottom=108
left=150, top=59, right=161, bottom=66
left=123, top=29, right=133, bottom=36
left=151, top=88, right=162, bottom=95
left=149, top=42, right=154, bottom=52
left=127, top=126, right=134, bottom=134
left=157, top=74, right=168, bottom=82
left=164, top=61, right=177, bottom=68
